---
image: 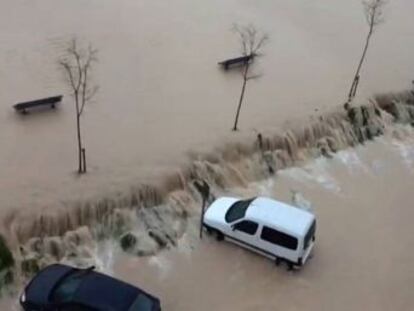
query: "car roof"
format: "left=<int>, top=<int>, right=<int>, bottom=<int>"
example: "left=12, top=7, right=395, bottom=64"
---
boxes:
left=246, top=197, right=315, bottom=237
left=72, top=270, right=141, bottom=311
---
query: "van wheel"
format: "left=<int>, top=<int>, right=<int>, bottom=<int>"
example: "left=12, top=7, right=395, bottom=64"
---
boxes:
left=214, top=230, right=224, bottom=241
left=205, top=226, right=213, bottom=235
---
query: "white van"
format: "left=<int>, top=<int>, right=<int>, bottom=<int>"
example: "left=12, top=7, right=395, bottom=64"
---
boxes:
left=203, top=196, right=316, bottom=269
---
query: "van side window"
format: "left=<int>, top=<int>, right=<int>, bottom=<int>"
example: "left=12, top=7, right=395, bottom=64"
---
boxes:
left=234, top=220, right=259, bottom=235
left=260, top=226, right=298, bottom=250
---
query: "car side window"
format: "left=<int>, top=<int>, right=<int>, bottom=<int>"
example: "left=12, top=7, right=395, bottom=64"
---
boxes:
left=52, top=271, right=84, bottom=303
left=128, top=293, right=154, bottom=311
left=233, top=220, right=259, bottom=235
left=260, top=226, right=298, bottom=250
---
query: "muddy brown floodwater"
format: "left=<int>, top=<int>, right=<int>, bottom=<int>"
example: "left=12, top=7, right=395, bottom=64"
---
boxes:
left=1, top=0, right=414, bottom=310
left=2, top=132, right=414, bottom=310
left=110, top=137, right=414, bottom=311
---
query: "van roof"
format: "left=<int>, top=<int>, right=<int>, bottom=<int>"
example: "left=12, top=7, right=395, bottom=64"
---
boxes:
left=246, top=197, right=315, bottom=237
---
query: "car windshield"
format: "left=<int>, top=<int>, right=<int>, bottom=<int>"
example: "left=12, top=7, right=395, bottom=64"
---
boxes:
left=128, top=293, right=154, bottom=311
left=51, top=270, right=87, bottom=303
left=225, top=198, right=256, bottom=223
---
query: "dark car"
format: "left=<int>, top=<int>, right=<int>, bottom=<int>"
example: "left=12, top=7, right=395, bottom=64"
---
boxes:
left=19, top=264, right=161, bottom=311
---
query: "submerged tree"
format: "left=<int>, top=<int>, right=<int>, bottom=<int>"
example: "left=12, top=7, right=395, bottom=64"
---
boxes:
left=347, top=0, right=387, bottom=103
left=232, top=24, right=268, bottom=131
left=58, top=39, right=98, bottom=174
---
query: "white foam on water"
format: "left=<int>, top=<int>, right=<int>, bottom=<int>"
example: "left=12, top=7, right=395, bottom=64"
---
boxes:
left=176, top=231, right=197, bottom=257
left=254, top=178, right=275, bottom=197
left=94, top=239, right=117, bottom=275
left=280, top=158, right=341, bottom=194
left=148, top=254, right=172, bottom=279
left=291, top=190, right=313, bottom=213
left=336, top=149, right=370, bottom=175
left=371, top=159, right=386, bottom=175
left=391, top=140, right=414, bottom=172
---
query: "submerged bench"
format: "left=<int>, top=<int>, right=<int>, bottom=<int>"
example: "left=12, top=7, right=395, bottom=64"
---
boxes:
left=13, top=95, right=63, bottom=114
left=218, top=54, right=255, bottom=70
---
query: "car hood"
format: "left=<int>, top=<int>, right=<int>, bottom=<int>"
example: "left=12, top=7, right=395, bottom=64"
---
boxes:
left=203, top=197, right=238, bottom=225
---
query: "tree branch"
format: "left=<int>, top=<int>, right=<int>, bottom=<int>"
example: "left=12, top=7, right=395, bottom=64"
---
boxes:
left=58, top=60, right=77, bottom=92
left=74, top=52, right=83, bottom=93
left=233, top=24, right=248, bottom=55
left=253, top=34, right=269, bottom=54
left=364, top=0, right=387, bottom=32
left=85, top=85, right=99, bottom=103
left=79, top=45, right=98, bottom=116
left=246, top=73, right=263, bottom=81
left=233, top=23, right=268, bottom=56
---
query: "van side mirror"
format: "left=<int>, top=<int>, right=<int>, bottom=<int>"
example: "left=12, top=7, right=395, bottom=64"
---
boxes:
left=231, top=224, right=236, bottom=231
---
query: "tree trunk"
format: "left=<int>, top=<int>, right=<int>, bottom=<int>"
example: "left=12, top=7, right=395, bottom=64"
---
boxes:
left=82, top=148, right=86, bottom=173
left=76, top=114, right=83, bottom=174
left=75, top=92, right=83, bottom=174
left=233, top=63, right=249, bottom=131
left=351, top=75, right=360, bottom=98
left=348, top=27, right=373, bottom=101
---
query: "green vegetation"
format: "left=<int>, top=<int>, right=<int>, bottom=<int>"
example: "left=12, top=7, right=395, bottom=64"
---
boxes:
left=0, top=235, right=14, bottom=287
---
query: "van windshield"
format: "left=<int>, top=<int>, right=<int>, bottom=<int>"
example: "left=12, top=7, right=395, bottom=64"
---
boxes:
left=225, top=198, right=256, bottom=223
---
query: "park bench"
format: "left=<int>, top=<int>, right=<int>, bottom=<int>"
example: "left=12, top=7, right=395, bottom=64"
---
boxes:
left=13, top=95, right=63, bottom=114
left=218, top=54, right=255, bottom=70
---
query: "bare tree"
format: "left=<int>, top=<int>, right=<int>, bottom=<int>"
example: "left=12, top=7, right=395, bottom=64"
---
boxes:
left=232, top=24, right=269, bottom=131
left=58, top=38, right=98, bottom=174
left=347, top=0, right=387, bottom=103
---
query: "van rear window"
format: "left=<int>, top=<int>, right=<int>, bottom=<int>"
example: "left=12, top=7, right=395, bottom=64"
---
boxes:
left=260, top=227, right=298, bottom=250
left=304, top=220, right=316, bottom=250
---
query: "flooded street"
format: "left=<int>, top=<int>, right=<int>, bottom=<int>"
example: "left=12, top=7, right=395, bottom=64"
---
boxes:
left=0, top=138, right=414, bottom=311
left=1, top=0, right=414, bottom=310
left=110, top=137, right=414, bottom=311
left=2, top=135, right=414, bottom=310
